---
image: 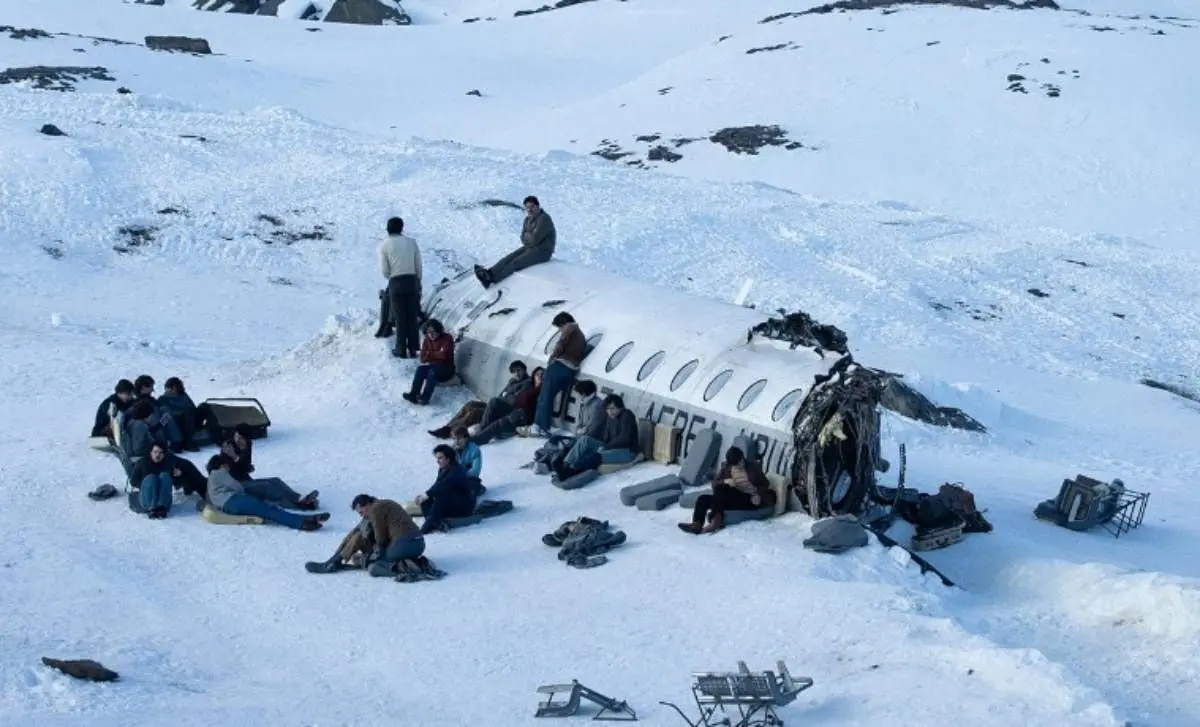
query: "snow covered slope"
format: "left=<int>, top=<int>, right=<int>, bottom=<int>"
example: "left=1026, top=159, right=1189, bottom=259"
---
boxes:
left=1, top=1, right=1198, bottom=726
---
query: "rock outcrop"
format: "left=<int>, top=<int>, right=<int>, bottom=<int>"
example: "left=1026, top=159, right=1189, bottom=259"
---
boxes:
left=189, top=0, right=411, bottom=24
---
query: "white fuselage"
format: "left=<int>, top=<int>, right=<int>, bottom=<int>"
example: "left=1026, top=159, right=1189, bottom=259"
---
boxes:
left=423, top=261, right=848, bottom=477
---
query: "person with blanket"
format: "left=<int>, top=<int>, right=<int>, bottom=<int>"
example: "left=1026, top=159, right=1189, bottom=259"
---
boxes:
left=678, top=446, right=773, bottom=534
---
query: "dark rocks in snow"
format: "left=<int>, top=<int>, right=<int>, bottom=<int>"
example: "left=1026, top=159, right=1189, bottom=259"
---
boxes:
left=762, top=0, right=1058, bottom=22
left=145, top=35, right=213, bottom=54
left=268, top=276, right=295, bottom=286
left=135, top=0, right=167, bottom=5
left=262, top=223, right=333, bottom=245
left=113, top=224, right=159, bottom=253
left=0, top=66, right=116, bottom=92
left=1026, top=287, right=1049, bottom=298
left=709, top=125, right=806, bottom=155
left=480, top=199, right=521, bottom=209
left=874, top=373, right=988, bottom=432
left=325, top=0, right=412, bottom=25
left=1140, top=378, right=1200, bottom=405
left=1, top=25, right=52, bottom=40
left=117, top=86, right=132, bottom=94
left=515, top=0, right=600, bottom=17
left=257, top=213, right=284, bottom=226
left=647, top=145, right=682, bottom=162
left=657, top=86, right=673, bottom=96
left=39, top=124, right=66, bottom=137
left=466, top=89, right=482, bottom=96
left=179, top=134, right=209, bottom=142
left=1007, top=59, right=1078, bottom=96
left=41, top=243, right=64, bottom=259
left=1063, top=258, right=1091, bottom=267
left=592, top=140, right=635, bottom=162
left=42, top=657, right=119, bottom=682
left=746, top=42, right=799, bottom=54
left=157, top=206, right=186, bottom=215
left=635, top=134, right=660, bottom=142
left=929, top=299, right=1002, bottom=322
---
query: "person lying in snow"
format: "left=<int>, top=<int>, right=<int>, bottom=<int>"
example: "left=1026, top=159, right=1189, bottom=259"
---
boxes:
left=474, top=195, right=556, bottom=288
left=469, top=366, right=544, bottom=445
left=522, top=312, right=586, bottom=437
left=416, top=445, right=477, bottom=534
left=131, top=442, right=175, bottom=519
left=552, top=394, right=640, bottom=482
left=157, top=377, right=202, bottom=452
left=132, top=374, right=184, bottom=452
left=402, top=319, right=456, bottom=406
left=678, top=446, right=774, bottom=534
left=307, top=494, right=426, bottom=574
left=205, top=454, right=328, bottom=530
left=452, top=426, right=486, bottom=497
left=91, top=378, right=135, bottom=439
left=428, top=359, right=533, bottom=439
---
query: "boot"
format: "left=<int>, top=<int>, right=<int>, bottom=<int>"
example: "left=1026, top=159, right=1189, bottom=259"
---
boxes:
left=402, top=392, right=418, bottom=403
left=304, top=556, right=344, bottom=574
left=677, top=521, right=702, bottom=535
left=297, top=490, right=320, bottom=510
left=702, top=511, right=725, bottom=534
left=300, top=516, right=323, bottom=531
left=428, top=426, right=451, bottom=438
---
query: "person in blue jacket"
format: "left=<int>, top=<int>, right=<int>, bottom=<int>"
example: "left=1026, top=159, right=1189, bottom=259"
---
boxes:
left=415, top=444, right=477, bottom=534
left=452, top=426, right=486, bottom=497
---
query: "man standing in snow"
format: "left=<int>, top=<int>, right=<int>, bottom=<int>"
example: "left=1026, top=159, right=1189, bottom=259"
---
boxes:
left=378, top=216, right=423, bottom=358
left=474, top=195, right=556, bottom=287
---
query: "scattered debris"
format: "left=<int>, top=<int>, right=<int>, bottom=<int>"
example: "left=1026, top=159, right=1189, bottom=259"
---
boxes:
left=41, top=657, right=119, bottom=683
left=0, top=25, right=52, bottom=40
left=116, top=86, right=132, bottom=94
left=927, top=40, right=941, bottom=45
left=929, top=299, right=1002, bottom=322
left=750, top=308, right=849, bottom=355
left=112, top=224, right=159, bottom=253
left=635, top=134, right=660, bottom=142
left=466, top=88, right=482, bottom=96
left=1111, top=312, right=1125, bottom=319
left=0, top=66, right=115, bottom=92
left=40, top=244, right=64, bottom=259
left=305, top=26, right=322, bottom=31
left=873, top=374, right=988, bottom=431
left=762, top=0, right=1059, bottom=23
left=709, top=125, right=806, bottom=154
left=592, top=139, right=635, bottom=161
left=1063, top=258, right=1091, bottom=267
left=1026, top=287, right=1049, bottom=298
left=263, top=224, right=332, bottom=245
left=144, top=35, right=213, bottom=54
left=656, top=86, right=673, bottom=95
left=179, top=134, right=209, bottom=142
left=39, top=124, right=66, bottom=137
left=1007, top=60, right=1078, bottom=96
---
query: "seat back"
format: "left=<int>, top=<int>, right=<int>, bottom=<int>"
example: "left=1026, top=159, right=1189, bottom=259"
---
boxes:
left=679, top=428, right=722, bottom=487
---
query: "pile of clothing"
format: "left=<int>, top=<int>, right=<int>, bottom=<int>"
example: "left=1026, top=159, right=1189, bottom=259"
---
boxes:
left=542, top=516, right=627, bottom=569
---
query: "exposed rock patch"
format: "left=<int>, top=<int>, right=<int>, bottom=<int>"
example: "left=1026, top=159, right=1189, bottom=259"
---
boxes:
left=589, top=126, right=808, bottom=168
left=42, top=658, right=119, bottom=682
left=746, top=42, right=800, bottom=54
left=39, top=124, right=66, bottom=136
left=0, top=66, right=115, bottom=92
left=112, top=224, right=159, bottom=254
left=191, top=0, right=411, bottom=24
left=0, top=25, right=51, bottom=40
left=710, top=125, right=806, bottom=154
left=762, top=0, right=1059, bottom=23
left=40, top=243, right=64, bottom=259
left=1005, top=58, right=1078, bottom=97
left=515, top=0, right=604, bottom=17
left=145, top=35, right=212, bottom=54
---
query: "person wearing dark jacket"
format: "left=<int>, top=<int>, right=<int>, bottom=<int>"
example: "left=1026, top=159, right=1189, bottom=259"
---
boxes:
left=157, top=377, right=200, bottom=451
left=131, top=374, right=184, bottom=450
left=417, top=445, right=477, bottom=534
left=132, top=442, right=175, bottom=518
left=122, top=399, right=159, bottom=462
left=92, top=379, right=135, bottom=439
left=403, top=319, right=456, bottom=405
left=221, top=424, right=255, bottom=481
left=527, top=312, right=586, bottom=436
left=470, top=367, right=543, bottom=445
left=678, top=446, right=774, bottom=534
left=474, top=195, right=555, bottom=288
left=553, top=394, right=639, bottom=480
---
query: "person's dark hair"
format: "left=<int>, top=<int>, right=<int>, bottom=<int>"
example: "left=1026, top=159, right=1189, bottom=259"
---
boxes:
left=573, top=380, right=596, bottom=396
left=386, top=217, right=404, bottom=235
left=531, top=366, right=545, bottom=384
left=134, top=374, right=155, bottom=391
left=523, top=195, right=540, bottom=207
left=725, top=446, right=745, bottom=466
left=433, top=444, right=458, bottom=463
left=551, top=312, right=575, bottom=327
left=164, top=376, right=185, bottom=393
left=115, top=379, right=135, bottom=394
left=205, top=454, right=232, bottom=473
left=451, top=425, right=469, bottom=439
left=603, top=394, right=625, bottom=410
left=351, top=494, right=377, bottom=510
left=424, top=318, right=445, bottom=336
left=508, top=360, right=527, bottom=374
left=131, top=399, right=156, bottom=420
left=148, top=441, right=166, bottom=455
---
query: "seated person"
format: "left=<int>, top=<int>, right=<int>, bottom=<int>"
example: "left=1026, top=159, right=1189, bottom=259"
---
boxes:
left=92, top=378, right=135, bottom=439
left=131, top=442, right=175, bottom=519
left=310, top=495, right=426, bottom=574
left=221, top=424, right=256, bottom=481
left=548, top=379, right=607, bottom=471
left=402, top=319, right=455, bottom=406
left=469, top=367, right=543, bottom=445
left=132, top=374, right=184, bottom=452
left=416, top=445, right=477, bottom=534
left=553, top=394, right=639, bottom=480
left=205, top=455, right=328, bottom=530
left=678, top=446, right=774, bottom=534
left=430, top=359, right=533, bottom=439
left=452, top=426, right=485, bottom=497
left=121, top=399, right=160, bottom=463
left=157, top=377, right=201, bottom=452
left=474, top=195, right=555, bottom=288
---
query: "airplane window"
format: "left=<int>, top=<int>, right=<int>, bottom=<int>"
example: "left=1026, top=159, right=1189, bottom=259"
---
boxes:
left=670, top=359, right=700, bottom=391
left=771, top=388, right=805, bottom=422
left=703, top=369, right=734, bottom=401
left=737, top=379, right=768, bottom=412
left=583, top=332, right=604, bottom=359
left=606, top=341, right=635, bottom=372
left=543, top=330, right=560, bottom=354
left=637, top=351, right=666, bottom=382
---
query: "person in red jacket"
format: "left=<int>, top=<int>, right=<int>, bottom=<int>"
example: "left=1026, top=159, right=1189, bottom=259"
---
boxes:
left=403, top=319, right=456, bottom=405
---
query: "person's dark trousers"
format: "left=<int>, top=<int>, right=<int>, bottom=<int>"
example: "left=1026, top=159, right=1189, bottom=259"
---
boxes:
left=409, top=363, right=454, bottom=403
left=168, top=454, right=207, bottom=498
left=375, top=289, right=393, bottom=337
left=487, top=243, right=553, bottom=284
left=387, top=274, right=421, bottom=356
left=535, top=361, right=577, bottom=432
left=690, top=485, right=757, bottom=525
left=383, top=535, right=426, bottom=561
left=419, top=493, right=476, bottom=534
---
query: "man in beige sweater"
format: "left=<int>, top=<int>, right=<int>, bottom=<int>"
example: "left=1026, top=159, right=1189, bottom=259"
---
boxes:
left=378, top=216, right=423, bottom=358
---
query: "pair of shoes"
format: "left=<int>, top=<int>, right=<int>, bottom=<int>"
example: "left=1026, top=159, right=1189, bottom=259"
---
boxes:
left=147, top=507, right=169, bottom=520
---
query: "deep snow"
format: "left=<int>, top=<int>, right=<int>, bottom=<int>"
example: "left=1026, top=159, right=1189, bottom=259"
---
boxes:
left=1, top=1, right=1198, bottom=726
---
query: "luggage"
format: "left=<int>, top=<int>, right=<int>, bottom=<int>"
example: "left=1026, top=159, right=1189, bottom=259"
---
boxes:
left=202, top=397, right=271, bottom=441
